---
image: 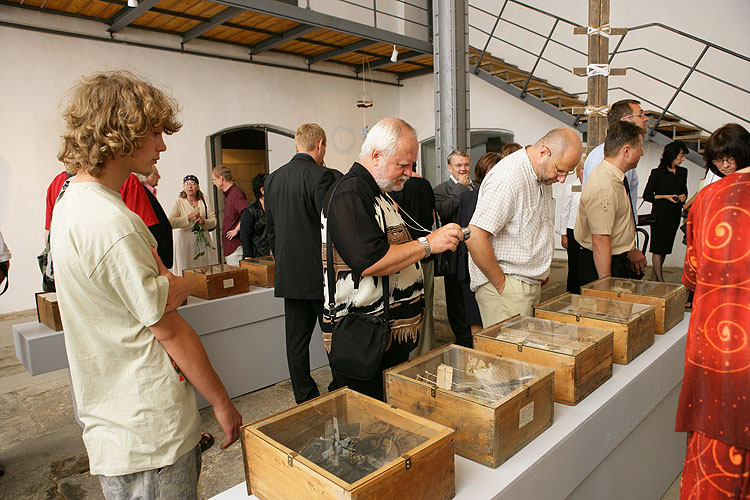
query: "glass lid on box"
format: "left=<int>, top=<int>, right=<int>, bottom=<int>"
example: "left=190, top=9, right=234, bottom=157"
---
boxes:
left=244, top=256, right=274, bottom=264
left=490, top=316, right=611, bottom=356
left=255, top=391, right=434, bottom=485
left=188, top=264, right=237, bottom=274
left=538, top=294, right=653, bottom=323
left=583, top=276, right=683, bottom=298
left=392, top=346, right=546, bottom=407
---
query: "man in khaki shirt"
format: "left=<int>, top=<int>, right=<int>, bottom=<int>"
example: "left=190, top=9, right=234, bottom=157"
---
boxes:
left=576, top=121, right=648, bottom=285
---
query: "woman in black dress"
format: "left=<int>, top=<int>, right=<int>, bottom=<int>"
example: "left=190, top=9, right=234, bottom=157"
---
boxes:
left=642, top=141, right=689, bottom=281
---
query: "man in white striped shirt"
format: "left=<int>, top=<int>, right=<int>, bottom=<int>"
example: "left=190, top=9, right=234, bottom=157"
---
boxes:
left=466, top=128, right=582, bottom=327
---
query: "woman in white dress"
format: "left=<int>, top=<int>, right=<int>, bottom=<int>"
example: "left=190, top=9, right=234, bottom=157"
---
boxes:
left=169, top=175, right=217, bottom=275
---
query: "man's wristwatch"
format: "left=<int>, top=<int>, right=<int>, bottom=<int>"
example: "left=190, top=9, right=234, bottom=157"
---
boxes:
left=417, top=236, right=431, bottom=258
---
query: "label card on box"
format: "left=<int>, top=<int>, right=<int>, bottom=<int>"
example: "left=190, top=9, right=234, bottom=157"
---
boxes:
left=519, top=401, right=534, bottom=428
left=223, top=278, right=235, bottom=289
left=436, top=364, right=453, bottom=390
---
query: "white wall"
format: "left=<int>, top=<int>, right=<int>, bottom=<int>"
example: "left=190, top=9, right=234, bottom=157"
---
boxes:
left=0, top=10, right=399, bottom=315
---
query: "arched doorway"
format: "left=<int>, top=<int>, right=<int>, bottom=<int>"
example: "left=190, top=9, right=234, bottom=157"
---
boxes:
left=208, top=125, right=296, bottom=259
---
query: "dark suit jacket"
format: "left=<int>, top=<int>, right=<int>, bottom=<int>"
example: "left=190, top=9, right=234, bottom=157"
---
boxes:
left=264, top=153, right=337, bottom=299
left=452, top=189, right=479, bottom=280
left=434, top=179, right=471, bottom=225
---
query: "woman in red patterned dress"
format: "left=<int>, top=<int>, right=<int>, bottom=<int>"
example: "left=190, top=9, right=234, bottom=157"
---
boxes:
left=677, top=123, right=750, bottom=500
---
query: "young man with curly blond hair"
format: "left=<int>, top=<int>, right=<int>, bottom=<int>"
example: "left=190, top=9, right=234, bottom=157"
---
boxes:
left=51, top=71, right=241, bottom=500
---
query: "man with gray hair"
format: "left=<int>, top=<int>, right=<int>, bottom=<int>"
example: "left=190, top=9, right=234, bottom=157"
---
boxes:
left=322, top=117, right=464, bottom=400
left=434, top=149, right=473, bottom=347
left=467, top=128, right=582, bottom=327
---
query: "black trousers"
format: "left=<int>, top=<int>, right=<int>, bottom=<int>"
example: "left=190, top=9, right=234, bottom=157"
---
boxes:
left=444, top=273, right=473, bottom=347
left=283, top=298, right=324, bottom=404
left=578, top=247, right=640, bottom=287
left=330, top=338, right=416, bottom=401
left=565, top=228, right=582, bottom=294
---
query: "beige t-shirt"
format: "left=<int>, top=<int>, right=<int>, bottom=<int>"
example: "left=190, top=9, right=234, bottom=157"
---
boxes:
left=50, top=182, right=200, bottom=476
left=575, top=160, right=636, bottom=255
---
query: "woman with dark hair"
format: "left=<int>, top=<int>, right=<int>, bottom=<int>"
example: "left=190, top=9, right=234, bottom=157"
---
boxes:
left=240, top=173, right=270, bottom=259
left=455, top=152, right=502, bottom=333
left=501, top=142, right=522, bottom=158
left=704, top=122, right=750, bottom=183
left=168, top=175, right=217, bottom=275
left=676, top=159, right=750, bottom=500
left=642, top=141, right=689, bottom=281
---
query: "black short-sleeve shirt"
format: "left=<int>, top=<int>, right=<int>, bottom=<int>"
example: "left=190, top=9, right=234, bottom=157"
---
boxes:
left=321, top=163, right=424, bottom=346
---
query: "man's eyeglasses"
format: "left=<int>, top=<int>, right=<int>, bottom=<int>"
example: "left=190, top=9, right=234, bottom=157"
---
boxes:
left=623, top=112, right=648, bottom=120
left=548, top=150, right=574, bottom=177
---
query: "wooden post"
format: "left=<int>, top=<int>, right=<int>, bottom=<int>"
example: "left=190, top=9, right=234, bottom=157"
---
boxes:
left=573, top=1, right=627, bottom=153
left=588, top=0, right=607, bottom=152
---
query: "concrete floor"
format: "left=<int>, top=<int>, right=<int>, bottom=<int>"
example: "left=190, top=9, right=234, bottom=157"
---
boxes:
left=0, top=260, right=683, bottom=499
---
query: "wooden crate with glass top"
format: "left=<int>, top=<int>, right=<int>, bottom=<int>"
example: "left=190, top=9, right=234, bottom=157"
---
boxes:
left=473, top=314, right=614, bottom=405
left=240, top=255, right=275, bottom=288
left=182, top=264, right=249, bottom=299
left=240, top=388, right=455, bottom=500
left=534, top=293, right=655, bottom=364
left=579, top=277, right=688, bottom=333
left=384, top=344, right=554, bottom=468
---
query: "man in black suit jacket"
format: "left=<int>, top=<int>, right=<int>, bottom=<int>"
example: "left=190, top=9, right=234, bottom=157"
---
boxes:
left=264, top=123, right=337, bottom=404
left=433, top=149, right=473, bottom=347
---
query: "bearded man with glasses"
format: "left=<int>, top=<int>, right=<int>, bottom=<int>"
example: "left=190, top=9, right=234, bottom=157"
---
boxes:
left=466, top=128, right=582, bottom=327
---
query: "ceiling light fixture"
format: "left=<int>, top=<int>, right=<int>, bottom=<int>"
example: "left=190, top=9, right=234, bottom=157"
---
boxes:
left=127, top=0, right=139, bottom=7
left=390, top=45, right=398, bottom=63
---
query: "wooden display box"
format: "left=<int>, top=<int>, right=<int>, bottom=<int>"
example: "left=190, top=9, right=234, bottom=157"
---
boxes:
left=240, top=256, right=274, bottom=288
left=534, top=293, right=655, bottom=365
left=35, top=292, right=63, bottom=331
left=580, top=277, right=688, bottom=334
left=473, top=315, right=613, bottom=405
left=385, top=345, right=554, bottom=468
left=241, top=388, right=455, bottom=500
left=183, top=264, right=249, bottom=300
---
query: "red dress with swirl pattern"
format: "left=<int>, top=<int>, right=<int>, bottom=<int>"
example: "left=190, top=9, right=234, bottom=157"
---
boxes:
left=677, top=171, right=750, bottom=500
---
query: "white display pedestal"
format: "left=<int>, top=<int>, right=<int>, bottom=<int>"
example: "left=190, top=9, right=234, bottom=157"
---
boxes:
left=13, top=287, right=329, bottom=409
left=212, top=316, right=689, bottom=500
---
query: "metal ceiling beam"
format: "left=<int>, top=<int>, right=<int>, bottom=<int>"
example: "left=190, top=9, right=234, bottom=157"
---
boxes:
left=249, top=24, right=318, bottom=55
left=358, top=50, right=425, bottom=71
left=398, top=67, right=434, bottom=80
left=212, top=0, right=432, bottom=53
left=182, top=7, right=244, bottom=43
left=307, top=39, right=376, bottom=65
left=108, top=0, right=160, bottom=33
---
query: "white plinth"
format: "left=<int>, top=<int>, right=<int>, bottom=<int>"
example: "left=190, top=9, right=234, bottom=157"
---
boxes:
left=13, top=321, right=68, bottom=376
left=13, top=286, right=330, bottom=409
left=213, top=315, right=690, bottom=500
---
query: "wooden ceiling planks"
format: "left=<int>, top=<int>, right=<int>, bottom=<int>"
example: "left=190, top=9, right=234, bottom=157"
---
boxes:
left=5, top=0, right=432, bottom=75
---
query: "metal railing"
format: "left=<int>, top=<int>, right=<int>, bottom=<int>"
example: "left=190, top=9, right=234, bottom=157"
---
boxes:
left=467, top=0, right=749, bottom=139
left=608, top=22, right=750, bottom=135
left=308, top=0, right=431, bottom=32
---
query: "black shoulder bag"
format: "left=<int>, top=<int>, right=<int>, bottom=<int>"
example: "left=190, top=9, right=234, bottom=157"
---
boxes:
left=325, top=181, right=390, bottom=381
left=37, top=178, right=71, bottom=292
